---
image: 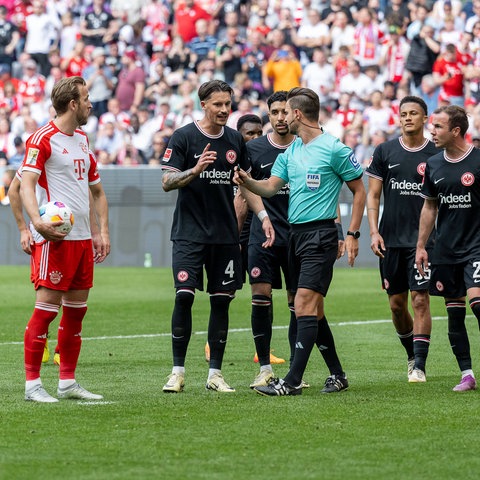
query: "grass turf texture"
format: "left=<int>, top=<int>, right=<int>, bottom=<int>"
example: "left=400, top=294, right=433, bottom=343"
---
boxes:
left=1, top=266, right=480, bottom=480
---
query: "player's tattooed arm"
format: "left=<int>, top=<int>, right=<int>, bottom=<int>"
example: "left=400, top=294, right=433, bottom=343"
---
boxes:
left=162, top=169, right=197, bottom=191
left=162, top=143, right=216, bottom=191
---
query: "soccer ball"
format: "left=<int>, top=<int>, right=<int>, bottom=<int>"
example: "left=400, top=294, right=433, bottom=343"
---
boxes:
left=39, top=201, right=75, bottom=235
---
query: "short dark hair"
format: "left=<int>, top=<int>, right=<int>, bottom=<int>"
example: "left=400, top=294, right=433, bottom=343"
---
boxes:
left=267, top=90, right=288, bottom=109
left=400, top=95, right=428, bottom=116
left=433, top=105, right=469, bottom=137
left=287, top=87, right=320, bottom=122
left=237, top=113, right=262, bottom=131
left=197, top=79, right=233, bottom=102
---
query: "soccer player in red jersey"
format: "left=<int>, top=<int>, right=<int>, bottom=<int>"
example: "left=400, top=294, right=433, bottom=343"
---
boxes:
left=20, top=76, right=110, bottom=402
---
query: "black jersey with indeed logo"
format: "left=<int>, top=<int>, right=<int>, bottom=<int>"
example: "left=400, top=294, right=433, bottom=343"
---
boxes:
left=366, top=137, right=439, bottom=248
left=161, top=121, right=249, bottom=244
left=421, top=146, right=480, bottom=264
left=247, top=133, right=292, bottom=246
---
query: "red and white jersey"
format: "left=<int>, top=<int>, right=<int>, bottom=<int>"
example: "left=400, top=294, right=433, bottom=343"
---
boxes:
left=22, top=121, right=101, bottom=242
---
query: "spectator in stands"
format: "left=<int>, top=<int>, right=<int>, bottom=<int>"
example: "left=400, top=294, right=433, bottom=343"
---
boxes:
left=0, top=5, right=20, bottom=74
left=83, top=47, right=115, bottom=118
left=329, top=10, right=355, bottom=56
left=115, top=47, right=146, bottom=114
left=80, top=0, right=118, bottom=47
left=263, top=44, right=302, bottom=93
left=339, top=58, right=374, bottom=110
left=334, top=92, right=363, bottom=131
left=17, top=59, right=46, bottom=105
left=98, top=97, right=131, bottom=133
left=188, top=18, right=218, bottom=67
left=8, top=135, right=25, bottom=168
left=353, top=7, right=385, bottom=69
left=129, top=105, right=160, bottom=163
left=380, top=24, right=410, bottom=86
left=291, top=7, right=329, bottom=64
left=215, top=26, right=244, bottom=85
left=433, top=43, right=467, bottom=106
left=405, top=23, right=441, bottom=95
left=241, top=30, right=267, bottom=85
left=0, top=167, right=15, bottom=205
left=60, top=40, right=89, bottom=78
left=95, top=120, right=125, bottom=166
left=361, top=90, right=396, bottom=146
left=166, top=35, right=192, bottom=73
left=24, top=0, right=61, bottom=77
left=147, top=130, right=168, bottom=165
left=301, top=47, right=335, bottom=107
left=173, top=0, right=212, bottom=43
left=59, top=11, right=80, bottom=59
left=321, top=0, right=354, bottom=27
left=0, top=116, right=15, bottom=158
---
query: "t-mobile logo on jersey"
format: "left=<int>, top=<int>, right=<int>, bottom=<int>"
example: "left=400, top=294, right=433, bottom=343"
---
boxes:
left=73, top=158, right=86, bottom=180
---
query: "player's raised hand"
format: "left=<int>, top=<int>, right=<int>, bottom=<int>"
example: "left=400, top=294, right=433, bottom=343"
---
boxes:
left=192, top=143, right=216, bottom=175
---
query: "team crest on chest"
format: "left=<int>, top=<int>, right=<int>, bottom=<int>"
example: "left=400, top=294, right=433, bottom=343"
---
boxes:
left=461, top=172, right=475, bottom=186
left=79, top=142, right=88, bottom=154
left=306, top=173, right=321, bottom=191
left=417, top=163, right=426, bottom=176
left=225, top=150, right=237, bottom=164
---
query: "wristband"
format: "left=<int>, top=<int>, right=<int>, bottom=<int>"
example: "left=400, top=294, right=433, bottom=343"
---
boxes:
left=257, top=210, right=269, bottom=222
left=336, top=223, right=344, bottom=241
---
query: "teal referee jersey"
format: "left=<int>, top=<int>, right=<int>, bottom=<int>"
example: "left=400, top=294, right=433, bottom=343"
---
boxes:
left=271, top=130, right=363, bottom=224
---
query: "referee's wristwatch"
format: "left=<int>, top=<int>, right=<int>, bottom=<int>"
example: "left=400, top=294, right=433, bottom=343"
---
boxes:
left=347, top=230, right=361, bottom=239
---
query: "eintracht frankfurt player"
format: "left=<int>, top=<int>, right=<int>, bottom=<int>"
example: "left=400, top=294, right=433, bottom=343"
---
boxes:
left=161, top=79, right=274, bottom=394
left=366, top=96, right=439, bottom=383
left=416, top=105, right=480, bottom=392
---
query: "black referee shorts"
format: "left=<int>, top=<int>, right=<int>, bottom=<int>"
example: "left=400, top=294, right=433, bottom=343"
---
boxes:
left=288, top=220, right=337, bottom=296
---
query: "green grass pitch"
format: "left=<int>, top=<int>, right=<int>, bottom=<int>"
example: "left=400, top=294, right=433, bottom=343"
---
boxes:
left=1, top=266, right=480, bottom=480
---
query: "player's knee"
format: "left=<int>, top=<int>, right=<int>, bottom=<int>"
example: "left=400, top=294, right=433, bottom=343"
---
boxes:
left=175, top=289, right=195, bottom=308
left=252, top=294, right=271, bottom=307
left=411, top=290, right=429, bottom=312
left=210, top=293, right=233, bottom=310
left=470, top=297, right=480, bottom=321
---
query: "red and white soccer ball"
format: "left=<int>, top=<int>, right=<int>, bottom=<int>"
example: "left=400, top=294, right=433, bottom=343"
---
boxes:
left=39, top=201, right=75, bottom=235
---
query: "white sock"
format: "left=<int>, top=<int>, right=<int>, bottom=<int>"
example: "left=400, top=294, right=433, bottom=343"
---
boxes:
left=260, top=365, right=273, bottom=373
left=461, top=369, right=474, bottom=378
left=25, top=379, right=42, bottom=390
left=172, top=366, right=185, bottom=375
left=58, top=379, right=76, bottom=389
left=208, top=368, right=221, bottom=379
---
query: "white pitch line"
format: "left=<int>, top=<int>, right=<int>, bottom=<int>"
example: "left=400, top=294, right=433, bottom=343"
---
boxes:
left=0, top=315, right=460, bottom=347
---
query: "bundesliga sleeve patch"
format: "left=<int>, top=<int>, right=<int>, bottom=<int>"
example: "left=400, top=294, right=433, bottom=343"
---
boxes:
left=163, top=148, right=172, bottom=162
left=26, top=148, right=39, bottom=165
left=349, top=151, right=360, bottom=170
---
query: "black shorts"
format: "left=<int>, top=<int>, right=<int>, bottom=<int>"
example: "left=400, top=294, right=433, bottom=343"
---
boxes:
left=172, top=240, right=243, bottom=293
left=248, top=243, right=292, bottom=290
left=380, top=247, right=431, bottom=295
left=429, top=258, right=480, bottom=298
left=288, top=220, right=337, bottom=296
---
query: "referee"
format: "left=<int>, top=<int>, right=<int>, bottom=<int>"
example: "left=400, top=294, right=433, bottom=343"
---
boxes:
left=234, top=87, right=366, bottom=396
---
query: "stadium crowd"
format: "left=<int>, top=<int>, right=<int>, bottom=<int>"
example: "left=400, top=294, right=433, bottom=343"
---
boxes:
left=0, top=0, right=480, bottom=171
